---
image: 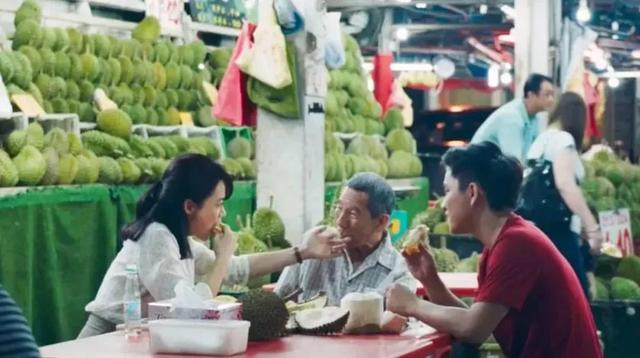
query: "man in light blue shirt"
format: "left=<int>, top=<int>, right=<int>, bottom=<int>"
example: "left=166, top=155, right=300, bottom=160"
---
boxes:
left=472, top=74, right=555, bottom=164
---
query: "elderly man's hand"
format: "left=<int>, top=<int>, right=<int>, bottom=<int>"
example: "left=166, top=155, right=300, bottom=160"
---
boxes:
left=385, top=283, right=420, bottom=318
left=298, top=226, right=350, bottom=260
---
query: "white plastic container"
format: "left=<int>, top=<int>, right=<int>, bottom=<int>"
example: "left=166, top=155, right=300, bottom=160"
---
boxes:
left=149, top=319, right=250, bottom=356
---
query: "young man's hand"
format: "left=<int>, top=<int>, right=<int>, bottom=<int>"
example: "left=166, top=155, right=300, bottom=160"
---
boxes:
left=385, top=283, right=420, bottom=317
left=403, top=244, right=438, bottom=284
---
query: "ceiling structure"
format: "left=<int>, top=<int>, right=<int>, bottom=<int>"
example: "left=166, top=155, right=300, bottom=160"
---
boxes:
left=331, top=0, right=640, bottom=79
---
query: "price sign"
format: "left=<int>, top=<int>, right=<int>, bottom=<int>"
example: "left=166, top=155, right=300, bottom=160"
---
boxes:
left=598, top=208, right=635, bottom=256
left=189, top=0, right=247, bottom=29
left=146, top=0, right=183, bottom=35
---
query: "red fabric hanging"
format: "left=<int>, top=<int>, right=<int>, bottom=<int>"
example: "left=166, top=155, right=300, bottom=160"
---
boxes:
left=372, top=53, right=394, bottom=113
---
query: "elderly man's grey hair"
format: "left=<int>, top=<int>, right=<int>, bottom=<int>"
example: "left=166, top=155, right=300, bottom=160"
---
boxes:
left=346, top=172, right=395, bottom=217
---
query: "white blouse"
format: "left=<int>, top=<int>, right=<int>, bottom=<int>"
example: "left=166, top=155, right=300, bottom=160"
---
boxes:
left=527, top=128, right=586, bottom=234
left=85, top=222, right=250, bottom=324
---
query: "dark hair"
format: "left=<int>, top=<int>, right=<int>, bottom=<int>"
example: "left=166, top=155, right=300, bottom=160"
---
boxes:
left=442, top=142, right=523, bottom=212
left=346, top=172, right=395, bottom=217
left=548, top=91, right=586, bottom=151
left=121, top=154, right=233, bottom=259
left=523, top=73, right=553, bottom=98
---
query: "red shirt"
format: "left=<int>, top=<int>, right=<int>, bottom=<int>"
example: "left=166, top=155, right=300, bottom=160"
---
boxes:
left=476, top=214, right=602, bottom=358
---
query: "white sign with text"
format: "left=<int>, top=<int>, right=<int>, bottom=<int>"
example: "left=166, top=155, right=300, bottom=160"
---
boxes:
left=599, top=208, right=634, bottom=256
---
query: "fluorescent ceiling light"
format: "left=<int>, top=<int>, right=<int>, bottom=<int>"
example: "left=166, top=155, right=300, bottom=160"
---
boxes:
left=395, top=27, right=410, bottom=41
left=500, top=5, right=515, bottom=19
left=608, top=77, right=620, bottom=88
left=576, top=0, right=591, bottom=23
left=361, top=62, right=434, bottom=72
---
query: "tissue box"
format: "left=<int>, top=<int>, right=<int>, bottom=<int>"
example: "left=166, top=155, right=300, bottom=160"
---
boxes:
left=149, top=319, right=250, bottom=356
left=148, top=300, right=242, bottom=321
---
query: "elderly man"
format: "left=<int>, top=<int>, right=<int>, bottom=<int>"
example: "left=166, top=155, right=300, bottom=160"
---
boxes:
left=275, top=172, right=416, bottom=304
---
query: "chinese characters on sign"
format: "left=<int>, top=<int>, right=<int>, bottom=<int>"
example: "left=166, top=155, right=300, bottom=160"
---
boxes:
left=146, top=0, right=183, bottom=35
left=599, top=208, right=635, bottom=256
left=190, top=0, right=246, bottom=29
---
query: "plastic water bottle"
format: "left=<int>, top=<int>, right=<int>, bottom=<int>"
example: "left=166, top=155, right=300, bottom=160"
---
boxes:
left=123, top=264, right=142, bottom=340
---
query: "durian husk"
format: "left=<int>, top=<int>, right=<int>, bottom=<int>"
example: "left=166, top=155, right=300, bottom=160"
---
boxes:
left=295, top=307, right=350, bottom=335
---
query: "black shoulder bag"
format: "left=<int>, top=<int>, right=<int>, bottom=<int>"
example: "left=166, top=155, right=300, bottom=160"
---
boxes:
left=516, top=157, right=572, bottom=229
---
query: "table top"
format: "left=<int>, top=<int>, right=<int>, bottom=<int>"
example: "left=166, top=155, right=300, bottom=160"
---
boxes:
left=262, top=272, right=478, bottom=298
left=40, top=330, right=452, bottom=358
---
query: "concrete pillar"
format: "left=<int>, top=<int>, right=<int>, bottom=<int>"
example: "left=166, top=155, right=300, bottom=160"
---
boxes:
left=255, top=0, right=326, bottom=245
left=514, top=0, right=554, bottom=97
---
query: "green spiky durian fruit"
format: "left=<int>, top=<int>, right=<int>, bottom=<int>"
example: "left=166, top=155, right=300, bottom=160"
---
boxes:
left=236, top=157, right=256, bottom=179
left=19, top=46, right=42, bottom=75
left=67, top=132, right=83, bottom=155
left=73, top=150, right=100, bottom=184
left=44, top=128, right=69, bottom=154
left=39, top=147, right=59, bottom=185
left=14, top=0, right=42, bottom=28
left=188, top=137, right=220, bottom=160
left=0, top=150, right=19, bottom=187
left=25, top=122, right=44, bottom=150
left=227, top=136, right=251, bottom=159
left=237, top=290, right=289, bottom=341
left=5, top=130, right=27, bottom=157
left=97, top=156, right=123, bottom=184
left=0, top=52, right=15, bottom=83
left=66, top=28, right=84, bottom=53
left=13, top=145, right=46, bottom=185
left=132, top=16, right=161, bottom=44
left=253, top=198, right=287, bottom=248
left=610, top=276, right=640, bottom=300
left=91, top=34, right=111, bottom=58
left=117, top=157, right=141, bottom=184
left=12, top=18, right=41, bottom=50
left=221, top=158, right=243, bottom=179
left=11, top=52, right=33, bottom=89
left=79, top=53, right=100, bottom=81
left=57, top=153, right=78, bottom=184
left=119, top=56, right=134, bottom=84
left=96, top=108, right=133, bottom=139
left=165, top=62, right=181, bottom=89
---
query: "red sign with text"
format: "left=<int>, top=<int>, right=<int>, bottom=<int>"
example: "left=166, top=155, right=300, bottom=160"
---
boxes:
left=599, top=208, right=635, bottom=256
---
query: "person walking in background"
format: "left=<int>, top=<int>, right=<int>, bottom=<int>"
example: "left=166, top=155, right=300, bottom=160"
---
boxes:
left=524, top=92, right=603, bottom=299
left=472, top=73, right=555, bottom=164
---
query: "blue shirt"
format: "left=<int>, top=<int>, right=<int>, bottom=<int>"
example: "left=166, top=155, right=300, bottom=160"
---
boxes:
left=471, top=99, right=540, bottom=164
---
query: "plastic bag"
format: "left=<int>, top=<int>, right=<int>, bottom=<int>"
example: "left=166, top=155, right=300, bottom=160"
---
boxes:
left=274, top=0, right=304, bottom=34
left=386, top=80, right=414, bottom=127
left=324, top=12, right=345, bottom=69
left=213, top=22, right=257, bottom=126
left=247, top=40, right=299, bottom=119
left=235, top=0, right=292, bottom=89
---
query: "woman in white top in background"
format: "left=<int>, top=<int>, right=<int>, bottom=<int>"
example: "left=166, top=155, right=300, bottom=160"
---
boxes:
left=526, top=91, right=603, bottom=299
left=78, top=154, right=348, bottom=337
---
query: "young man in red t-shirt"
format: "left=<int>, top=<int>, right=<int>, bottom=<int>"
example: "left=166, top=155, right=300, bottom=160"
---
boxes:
left=386, top=142, right=602, bottom=357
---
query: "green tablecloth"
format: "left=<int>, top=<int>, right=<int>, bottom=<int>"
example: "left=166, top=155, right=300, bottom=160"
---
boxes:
left=0, top=186, right=118, bottom=346
left=0, top=182, right=256, bottom=346
left=0, top=178, right=426, bottom=346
